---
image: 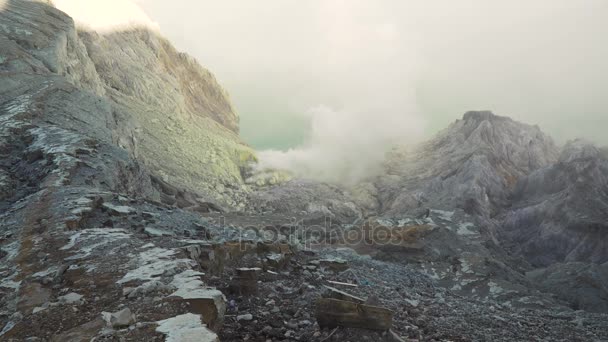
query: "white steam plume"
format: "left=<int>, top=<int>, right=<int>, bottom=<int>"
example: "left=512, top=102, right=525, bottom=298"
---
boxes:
left=257, top=1, right=426, bottom=184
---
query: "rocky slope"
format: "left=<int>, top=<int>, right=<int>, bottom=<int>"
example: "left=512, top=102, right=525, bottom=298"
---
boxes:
left=371, top=111, right=559, bottom=218
left=500, top=140, right=608, bottom=267
left=360, top=112, right=608, bottom=314
left=0, top=0, right=250, bottom=339
left=78, top=28, right=257, bottom=210
left=1, top=0, right=256, bottom=211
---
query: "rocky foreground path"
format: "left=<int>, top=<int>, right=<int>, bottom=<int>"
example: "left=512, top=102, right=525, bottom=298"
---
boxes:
left=3, top=192, right=608, bottom=341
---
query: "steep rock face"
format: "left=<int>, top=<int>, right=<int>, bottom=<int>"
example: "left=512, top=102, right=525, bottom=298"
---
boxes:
left=0, top=0, right=105, bottom=96
left=375, top=111, right=559, bottom=217
left=1, top=0, right=256, bottom=209
left=500, top=140, right=608, bottom=266
left=79, top=28, right=238, bottom=133
left=0, top=0, right=118, bottom=155
left=77, top=28, right=255, bottom=209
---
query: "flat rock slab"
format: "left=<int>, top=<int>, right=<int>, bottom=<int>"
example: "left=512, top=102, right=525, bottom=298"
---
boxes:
left=315, top=298, right=393, bottom=331
left=102, top=203, right=136, bottom=216
left=144, top=227, right=175, bottom=237
left=156, top=313, right=219, bottom=342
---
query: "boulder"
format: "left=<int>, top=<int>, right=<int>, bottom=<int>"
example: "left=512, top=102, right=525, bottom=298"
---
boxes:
left=315, top=298, right=393, bottom=331
left=103, top=308, right=136, bottom=328
left=230, top=268, right=261, bottom=296
left=58, top=292, right=84, bottom=305
left=156, top=313, right=219, bottom=342
left=102, top=203, right=136, bottom=216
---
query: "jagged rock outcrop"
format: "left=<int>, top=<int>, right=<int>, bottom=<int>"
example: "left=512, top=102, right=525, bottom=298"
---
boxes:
left=373, top=111, right=559, bottom=218
left=499, top=140, right=608, bottom=266
left=1, top=0, right=255, bottom=211
left=79, top=29, right=239, bottom=133
left=78, top=28, right=256, bottom=209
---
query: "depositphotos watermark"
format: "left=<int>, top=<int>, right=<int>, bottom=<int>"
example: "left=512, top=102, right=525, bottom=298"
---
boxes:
left=213, top=216, right=429, bottom=250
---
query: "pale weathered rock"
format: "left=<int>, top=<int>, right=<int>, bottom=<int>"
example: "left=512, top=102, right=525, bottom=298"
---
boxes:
left=236, top=314, right=253, bottom=322
left=103, top=308, right=136, bottom=328
left=58, top=292, right=84, bottom=305
left=169, top=271, right=227, bottom=331
left=156, top=313, right=219, bottom=342
left=377, top=111, right=559, bottom=217
left=102, top=203, right=136, bottom=216
left=78, top=27, right=256, bottom=209
left=144, top=227, right=175, bottom=237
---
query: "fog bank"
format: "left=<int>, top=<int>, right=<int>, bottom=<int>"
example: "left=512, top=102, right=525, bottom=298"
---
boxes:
left=55, top=0, right=608, bottom=183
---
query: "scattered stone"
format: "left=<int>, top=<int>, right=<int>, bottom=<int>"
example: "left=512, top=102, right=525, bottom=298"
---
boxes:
left=236, top=314, right=253, bottom=322
left=264, top=253, right=288, bottom=269
left=102, top=203, right=136, bottom=216
left=103, top=308, right=136, bottom=329
left=144, top=227, right=175, bottom=237
left=58, top=292, right=84, bottom=305
left=169, top=282, right=226, bottom=331
left=315, top=298, right=393, bottom=331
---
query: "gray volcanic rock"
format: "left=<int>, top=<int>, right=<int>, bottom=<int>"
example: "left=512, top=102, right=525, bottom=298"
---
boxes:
left=527, top=262, right=608, bottom=313
left=375, top=111, right=558, bottom=218
left=0, top=0, right=105, bottom=96
left=364, top=112, right=608, bottom=314
left=499, top=140, right=608, bottom=266
left=1, top=0, right=256, bottom=210
left=0, top=1, right=247, bottom=339
left=79, top=29, right=238, bottom=133
left=250, top=179, right=362, bottom=224
left=77, top=28, right=256, bottom=209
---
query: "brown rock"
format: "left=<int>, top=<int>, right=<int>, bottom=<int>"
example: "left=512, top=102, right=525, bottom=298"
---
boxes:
left=315, top=298, right=393, bottom=331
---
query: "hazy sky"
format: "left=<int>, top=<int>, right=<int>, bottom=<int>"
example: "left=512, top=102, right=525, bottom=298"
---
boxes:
left=55, top=0, right=608, bottom=181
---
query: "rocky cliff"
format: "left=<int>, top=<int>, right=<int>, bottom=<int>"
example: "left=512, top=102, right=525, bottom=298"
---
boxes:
left=1, top=0, right=255, bottom=211
left=78, top=28, right=257, bottom=210
left=368, top=111, right=559, bottom=218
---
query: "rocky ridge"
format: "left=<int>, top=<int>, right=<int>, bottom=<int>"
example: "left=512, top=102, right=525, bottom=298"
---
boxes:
left=372, top=111, right=559, bottom=218
left=1, top=0, right=256, bottom=211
